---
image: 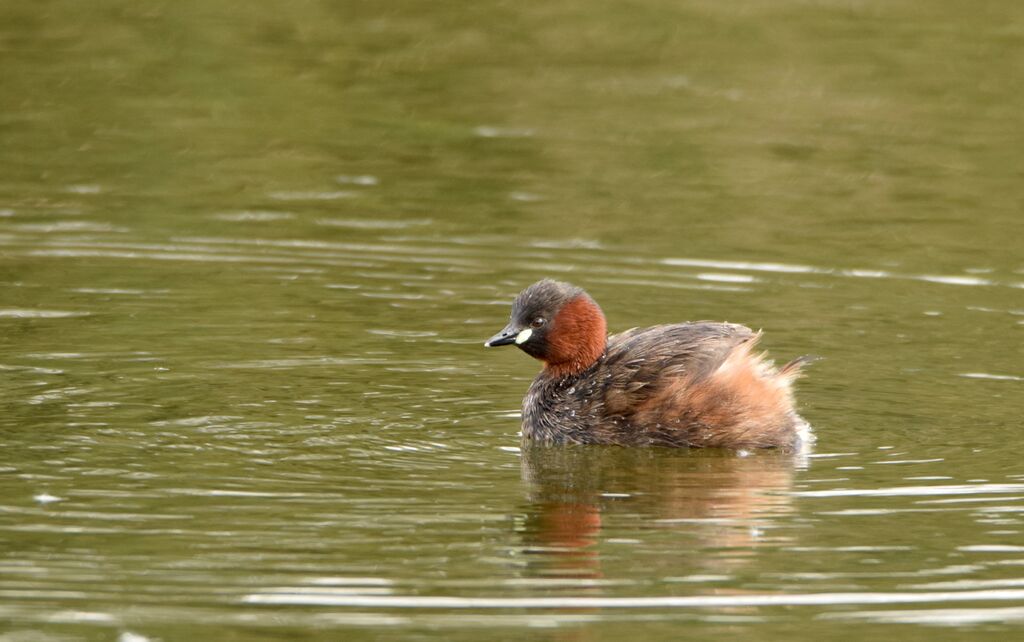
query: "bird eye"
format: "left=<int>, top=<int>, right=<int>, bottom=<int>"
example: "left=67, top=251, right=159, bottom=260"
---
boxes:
left=530, top=317, right=546, bottom=328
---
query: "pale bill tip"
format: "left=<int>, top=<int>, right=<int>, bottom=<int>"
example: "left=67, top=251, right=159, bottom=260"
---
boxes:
left=514, top=328, right=533, bottom=345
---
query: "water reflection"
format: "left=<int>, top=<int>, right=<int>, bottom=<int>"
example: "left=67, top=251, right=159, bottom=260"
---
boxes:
left=518, top=447, right=801, bottom=581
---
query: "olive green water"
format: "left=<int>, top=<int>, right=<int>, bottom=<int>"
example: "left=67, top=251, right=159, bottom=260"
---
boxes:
left=2, top=1, right=1023, bottom=640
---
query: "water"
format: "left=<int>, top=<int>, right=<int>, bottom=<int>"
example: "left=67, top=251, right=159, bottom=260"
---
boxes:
left=1, top=1, right=1022, bottom=640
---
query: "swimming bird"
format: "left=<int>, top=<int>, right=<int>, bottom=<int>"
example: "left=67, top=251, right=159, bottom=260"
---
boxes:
left=485, top=279, right=811, bottom=449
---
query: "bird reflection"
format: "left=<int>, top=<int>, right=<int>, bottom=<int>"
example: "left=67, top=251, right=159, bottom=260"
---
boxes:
left=517, top=446, right=802, bottom=581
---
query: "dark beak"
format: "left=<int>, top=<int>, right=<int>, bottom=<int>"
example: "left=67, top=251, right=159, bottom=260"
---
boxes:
left=484, top=322, right=519, bottom=347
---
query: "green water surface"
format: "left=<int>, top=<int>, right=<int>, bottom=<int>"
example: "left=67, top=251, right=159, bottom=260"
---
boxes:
left=1, top=1, right=1023, bottom=640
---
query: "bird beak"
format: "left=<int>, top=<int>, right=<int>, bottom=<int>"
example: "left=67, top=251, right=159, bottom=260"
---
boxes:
left=484, top=322, right=519, bottom=347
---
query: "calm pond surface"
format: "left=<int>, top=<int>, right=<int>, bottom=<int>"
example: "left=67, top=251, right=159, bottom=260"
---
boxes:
left=2, top=1, right=1023, bottom=640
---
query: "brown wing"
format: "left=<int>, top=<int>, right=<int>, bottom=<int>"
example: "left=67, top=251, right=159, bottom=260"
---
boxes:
left=597, top=322, right=756, bottom=417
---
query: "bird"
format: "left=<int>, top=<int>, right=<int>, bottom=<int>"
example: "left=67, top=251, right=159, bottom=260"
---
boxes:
left=485, top=279, right=812, bottom=450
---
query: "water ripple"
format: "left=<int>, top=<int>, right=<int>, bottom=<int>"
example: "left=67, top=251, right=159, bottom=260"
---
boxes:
left=241, top=588, right=1024, bottom=609
left=0, top=309, right=89, bottom=318
left=796, top=484, right=1024, bottom=498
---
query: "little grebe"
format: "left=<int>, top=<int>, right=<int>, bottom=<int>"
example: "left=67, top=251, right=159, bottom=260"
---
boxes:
left=485, top=279, right=811, bottom=449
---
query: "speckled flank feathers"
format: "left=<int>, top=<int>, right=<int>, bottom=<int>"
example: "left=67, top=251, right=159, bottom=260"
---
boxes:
left=487, top=280, right=811, bottom=450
